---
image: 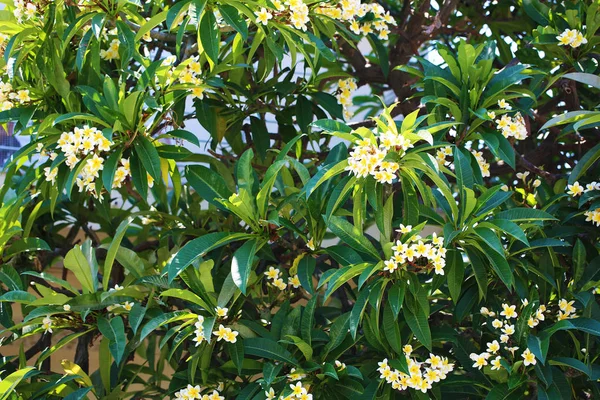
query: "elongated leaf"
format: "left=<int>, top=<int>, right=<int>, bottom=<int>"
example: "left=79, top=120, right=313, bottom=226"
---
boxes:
left=103, top=216, right=134, bottom=291
left=200, top=10, right=219, bottom=64
left=97, top=316, right=126, bottom=364
left=244, top=337, right=298, bottom=365
left=231, top=239, right=259, bottom=294
left=495, top=208, right=557, bottom=222
left=297, top=257, right=316, bottom=295
left=139, top=311, right=195, bottom=342
left=64, top=245, right=97, bottom=294
left=404, top=306, right=432, bottom=351
left=327, top=215, right=379, bottom=260
left=167, top=232, right=250, bottom=282
left=160, top=288, right=212, bottom=310
left=187, top=165, right=233, bottom=209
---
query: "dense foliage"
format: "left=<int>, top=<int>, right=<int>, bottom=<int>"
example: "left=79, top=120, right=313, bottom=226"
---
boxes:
left=1, top=0, right=600, bottom=399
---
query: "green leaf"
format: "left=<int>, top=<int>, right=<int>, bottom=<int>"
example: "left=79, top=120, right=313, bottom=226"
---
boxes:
left=226, top=339, right=245, bottom=375
left=297, top=257, right=316, bottom=295
left=523, top=0, right=551, bottom=26
left=0, top=367, right=36, bottom=400
left=160, top=288, right=212, bottom=311
left=404, top=306, right=432, bottom=351
left=133, top=136, right=161, bottom=182
left=186, top=165, right=233, bottom=209
left=134, top=10, right=168, bottom=42
left=481, top=243, right=513, bottom=289
left=573, top=239, right=586, bottom=285
left=139, top=311, right=195, bottom=342
left=4, top=238, right=50, bottom=258
left=231, top=239, right=259, bottom=295
left=219, top=5, right=248, bottom=39
left=568, top=142, right=600, bottom=184
left=388, top=281, right=406, bottom=320
left=282, top=335, right=313, bottom=361
left=494, top=208, right=557, bottom=222
left=200, top=10, right=219, bottom=64
left=103, top=216, right=135, bottom=291
left=326, top=216, right=379, bottom=260
left=447, top=250, right=465, bottom=304
left=474, top=228, right=504, bottom=256
left=310, top=119, right=352, bottom=133
left=383, top=306, right=402, bottom=355
left=324, top=263, right=368, bottom=300
left=256, top=160, right=286, bottom=219
left=305, top=159, right=348, bottom=198
left=97, top=316, right=126, bottom=364
left=243, top=337, right=298, bottom=365
left=487, top=219, right=529, bottom=246
left=64, top=244, right=97, bottom=294
left=129, top=303, right=146, bottom=334
left=454, top=146, right=474, bottom=189
left=167, top=232, right=250, bottom=282
left=0, top=290, right=36, bottom=304
left=527, top=334, right=549, bottom=364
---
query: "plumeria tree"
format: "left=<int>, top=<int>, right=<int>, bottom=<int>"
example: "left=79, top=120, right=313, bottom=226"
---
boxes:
left=0, top=0, right=600, bottom=399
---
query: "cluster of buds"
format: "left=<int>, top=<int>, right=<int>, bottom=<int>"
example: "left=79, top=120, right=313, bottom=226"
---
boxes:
left=378, top=349, right=454, bottom=394
left=337, top=78, right=357, bottom=120
left=0, top=80, right=30, bottom=111
left=557, top=28, right=588, bottom=48
left=384, top=226, right=446, bottom=275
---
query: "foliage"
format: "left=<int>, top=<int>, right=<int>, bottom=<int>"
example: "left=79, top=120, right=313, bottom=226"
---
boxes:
left=0, top=0, right=600, bottom=399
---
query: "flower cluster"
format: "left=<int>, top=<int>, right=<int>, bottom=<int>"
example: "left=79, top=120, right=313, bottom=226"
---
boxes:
left=255, top=0, right=310, bottom=31
left=377, top=350, right=454, bottom=393
left=557, top=28, right=588, bottom=48
left=557, top=298, right=577, bottom=321
left=45, top=126, right=110, bottom=196
left=566, top=181, right=599, bottom=197
left=178, top=56, right=206, bottom=99
left=100, top=39, right=120, bottom=61
left=318, top=2, right=395, bottom=40
left=495, top=112, right=527, bottom=140
left=0, top=80, right=30, bottom=111
left=479, top=301, right=548, bottom=371
left=471, top=150, right=490, bottom=178
left=255, top=1, right=395, bottom=38
left=13, top=0, right=37, bottom=22
left=345, top=127, right=419, bottom=184
left=566, top=181, right=600, bottom=227
left=173, top=385, right=225, bottom=400
left=264, top=266, right=301, bottom=291
left=337, top=78, right=357, bottom=120
left=384, top=227, right=446, bottom=275
left=435, top=146, right=452, bottom=167
left=213, top=324, right=239, bottom=343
